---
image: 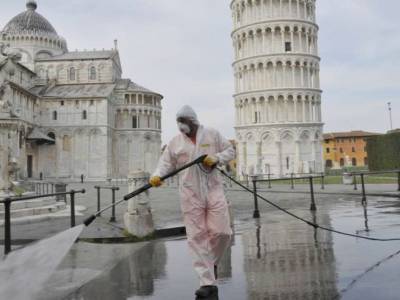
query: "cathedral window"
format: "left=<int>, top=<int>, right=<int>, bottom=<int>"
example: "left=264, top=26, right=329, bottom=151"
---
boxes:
left=89, top=66, right=97, bottom=80
left=82, top=110, right=87, bottom=120
left=52, top=111, right=57, bottom=120
left=147, top=116, right=150, bottom=128
left=48, top=132, right=56, bottom=142
left=132, top=115, right=138, bottom=128
left=69, top=67, right=76, bottom=81
left=19, top=131, right=23, bottom=149
left=90, top=100, right=94, bottom=106
left=285, top=42, right=292, bottom=52
left=61, top=101, right=64, bottom=106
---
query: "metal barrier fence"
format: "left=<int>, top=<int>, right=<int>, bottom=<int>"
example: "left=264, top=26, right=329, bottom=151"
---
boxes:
left=249, top=170, right=400, bottom=220
left=29, top=181, right=68, bottom=202
left=350, top=169, right=400, bottom=204
left=94, top=186, right=120, bottom=222
left=251, top=175, right=324, bottom=218
left=0, top=189, right=85, bottom=255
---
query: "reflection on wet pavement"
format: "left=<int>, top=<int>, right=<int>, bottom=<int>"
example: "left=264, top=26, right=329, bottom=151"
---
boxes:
left=62, top=197, right=400, bottom=300
left=64, top=242, right=167, bottom=299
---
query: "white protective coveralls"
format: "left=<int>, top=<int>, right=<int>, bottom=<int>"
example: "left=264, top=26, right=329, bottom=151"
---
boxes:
left=153, top=106, right=235, bottom=286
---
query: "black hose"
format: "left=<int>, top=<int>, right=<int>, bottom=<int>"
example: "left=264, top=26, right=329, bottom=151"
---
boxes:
left=84, top=155, right=208, bottom=227
left=218, top=168, right=400, bottom=242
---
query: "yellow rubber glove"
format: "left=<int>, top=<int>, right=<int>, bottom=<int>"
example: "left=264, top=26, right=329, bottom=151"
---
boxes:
left=203, top=155, right=219, bottom=168
left=149, top=176, right=162, bottom=187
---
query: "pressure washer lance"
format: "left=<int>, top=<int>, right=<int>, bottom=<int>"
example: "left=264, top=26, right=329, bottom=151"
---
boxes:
left=83, top=154, right=208, bottom=227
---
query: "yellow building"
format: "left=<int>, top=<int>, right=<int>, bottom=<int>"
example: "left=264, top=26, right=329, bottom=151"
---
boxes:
left=323, top=131, right=381, bottom=169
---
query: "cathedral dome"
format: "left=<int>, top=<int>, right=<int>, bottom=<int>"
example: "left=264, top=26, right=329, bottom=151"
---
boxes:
left=2, top=1, right=58, bottom=37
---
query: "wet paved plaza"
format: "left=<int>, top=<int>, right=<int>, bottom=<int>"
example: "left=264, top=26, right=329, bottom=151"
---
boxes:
left=37, top=184, right=400, bottom=300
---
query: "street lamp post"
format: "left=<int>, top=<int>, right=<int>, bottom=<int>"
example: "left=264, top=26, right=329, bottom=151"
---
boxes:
left=388, top=102, right=393, bottom=131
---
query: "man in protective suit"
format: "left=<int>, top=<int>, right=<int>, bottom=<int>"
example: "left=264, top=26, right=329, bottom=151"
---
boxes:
left=149, top=105, right=235, bottom=298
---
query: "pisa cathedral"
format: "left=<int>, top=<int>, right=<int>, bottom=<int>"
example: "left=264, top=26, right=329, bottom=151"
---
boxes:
left=0, top=1, right=162, bottom=185
left=231, top=0, right=323, bottom=178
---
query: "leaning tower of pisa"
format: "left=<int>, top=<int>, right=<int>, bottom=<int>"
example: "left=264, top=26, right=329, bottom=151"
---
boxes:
left=231, top=0, right=323, bottom=178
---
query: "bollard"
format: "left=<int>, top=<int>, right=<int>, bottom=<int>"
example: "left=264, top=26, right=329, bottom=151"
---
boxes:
left=70, top=190, right=76, bottom=227
left=321, top=173, right=325, bottom=190
left=398, top=171, right=400, bottom=192
left=256, top=222, right=261, bottom=259
left=4, top=199, right=11, bottom=255
left=353, top=174, right=358, bottom=190
left=290, top=173, right=294, bottom=189
left=268, top=173, right=272, bottom=189
left=110, top=187, right=119, bottom=222
left=252, top=177, right=260, bottom=218
left=361, top=174, right=367, bottom=204
left=309, top=176, right=317, bottom=211
left=95, top=186, right=101, bottom=216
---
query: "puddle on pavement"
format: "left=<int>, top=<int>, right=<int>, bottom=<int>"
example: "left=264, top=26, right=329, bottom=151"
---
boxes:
left=62, top=198, right=400, bottom=300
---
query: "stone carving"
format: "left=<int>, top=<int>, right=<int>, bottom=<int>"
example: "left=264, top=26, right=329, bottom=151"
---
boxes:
left=7, top=51, right=22, bottom=62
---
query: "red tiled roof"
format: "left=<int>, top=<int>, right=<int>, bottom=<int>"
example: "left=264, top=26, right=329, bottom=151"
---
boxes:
left=323, top=131, right=382, bottom=140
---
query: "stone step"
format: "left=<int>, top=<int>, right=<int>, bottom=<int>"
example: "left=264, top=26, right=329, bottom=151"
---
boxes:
left=0, top=205, right=87, bottom=226
left=0, top=202, right=67, bottom=219
left=0, top=197, right=59, bottom=211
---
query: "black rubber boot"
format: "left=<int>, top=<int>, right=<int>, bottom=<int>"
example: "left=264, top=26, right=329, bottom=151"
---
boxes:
left=195, top=285, right=218, bottom=298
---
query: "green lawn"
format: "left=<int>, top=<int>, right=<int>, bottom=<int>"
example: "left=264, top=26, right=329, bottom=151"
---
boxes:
left=254, top=175, right=398, bottom=187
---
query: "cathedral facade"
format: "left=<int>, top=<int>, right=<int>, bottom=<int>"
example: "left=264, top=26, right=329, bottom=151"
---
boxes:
left=0, top=1, right=162, bottom=185
left=231, top=0, right=323, bottom=178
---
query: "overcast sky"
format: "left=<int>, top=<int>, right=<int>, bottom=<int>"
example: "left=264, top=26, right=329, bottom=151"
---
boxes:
left=1, top=0, right=399, bottom=144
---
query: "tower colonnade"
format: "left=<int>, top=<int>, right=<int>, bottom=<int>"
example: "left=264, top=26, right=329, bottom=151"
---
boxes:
left=232, top=23, right=319, bottom=59
left=234, top=57, right=321, bottom=92
left=231, top=0, right=317, bottom=27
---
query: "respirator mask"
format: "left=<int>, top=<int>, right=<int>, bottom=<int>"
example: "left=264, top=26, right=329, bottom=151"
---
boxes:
left=177, top=122, right=191, bottom=134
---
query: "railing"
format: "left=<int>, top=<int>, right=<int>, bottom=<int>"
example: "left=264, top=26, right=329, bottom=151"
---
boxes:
left=350, top=170, right=400, bottom=204
left=94, top=186, right=120, bottom=222
left=251, top=175, right=324, bottom=218
left=106, top=177, right=129, bottom=186
left=0, top=189, right=85, bottom=255
left=29, top=181, right=68, bottom=202
left=249, top=170, right=400, bottom=220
